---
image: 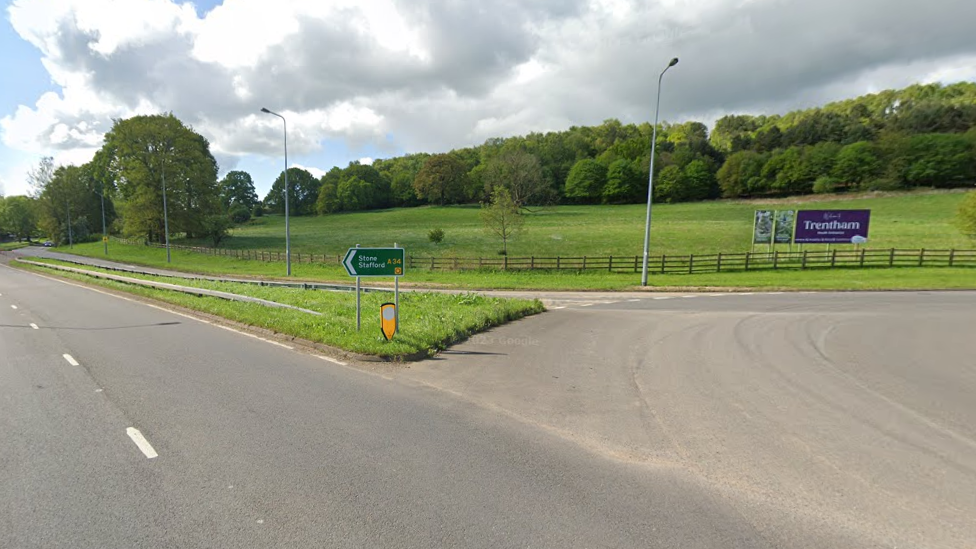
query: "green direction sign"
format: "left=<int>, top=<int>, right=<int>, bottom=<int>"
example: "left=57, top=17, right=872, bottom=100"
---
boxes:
left=343, top=247, right=405, bottom=277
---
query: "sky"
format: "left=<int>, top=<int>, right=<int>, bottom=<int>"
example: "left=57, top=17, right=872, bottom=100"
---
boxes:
left=2, top=0, right=975, bottom=199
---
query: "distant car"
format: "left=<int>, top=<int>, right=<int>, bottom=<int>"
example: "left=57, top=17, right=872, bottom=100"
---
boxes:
left=43, top=241, right=54, bottom=247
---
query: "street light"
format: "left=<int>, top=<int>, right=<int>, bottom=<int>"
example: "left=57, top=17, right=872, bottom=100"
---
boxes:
left=161, top=144, right=172, bottom=263
left=260, top=107, right=291, bottom=276
left=641, top=57, right=679, bottom=287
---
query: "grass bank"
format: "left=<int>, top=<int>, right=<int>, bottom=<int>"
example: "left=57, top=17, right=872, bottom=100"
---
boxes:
left=16, top=258, right=545, bottom=360
left=185, top=189, right=971, bottom=257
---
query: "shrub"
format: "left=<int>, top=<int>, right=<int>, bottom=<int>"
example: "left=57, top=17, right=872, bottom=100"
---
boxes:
left=252, top=204, right=264, bottom=217
left=957, top=189, right=976, bottom=241
left=812, top=175, right=840, bottom=194
left=229, top=205, right=251, bottom=224
left=427, top=228, right=445, bottom=243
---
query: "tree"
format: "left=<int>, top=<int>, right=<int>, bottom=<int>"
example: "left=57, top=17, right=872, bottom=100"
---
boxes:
left=957, top=190, right=976, bottom=241
left=35, top=165, right=101, bottom=245
left=681, top=160, right=719, bottom=201
left=336, top=176, right=374, bottom=211
left=219, top=171, right=259, bottom=212
left=832, top=141, right=882, bottom=188
left=201, top=214, right=232, bottom=247
left=654, top=165, right=684, bottom=203
left=315, top=181, right=341, bottom=215
left=481, top=187, right=524, bottom=256
left=0, top=196, right=37, bottom=241
left=27, top=156, right=55, bottom=198
left=717, top=150, right=767, bottom=198
left=481, top=150, right=553, bottom=210
left=903, top=133, right=976, bottom=187
left=602, top=159, right=642, bottom=204
left=264, top=167, right=320, bottom=215
left=564, top=159, right=607, bottom=202
left=413, top=154, right=469, bottom=205
left=99, top=114, right=220, bottom=242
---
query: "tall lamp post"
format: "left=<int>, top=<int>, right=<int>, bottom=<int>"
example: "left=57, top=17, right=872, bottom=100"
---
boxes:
left=161, top=145, right=172, bottom=263
left=641, top=57, right=679, bottom=287
left=260, top=107, right=291, bottom=276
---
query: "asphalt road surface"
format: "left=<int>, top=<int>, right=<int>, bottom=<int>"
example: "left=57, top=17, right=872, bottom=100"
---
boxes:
left=2, top=258, right=974, bottom=547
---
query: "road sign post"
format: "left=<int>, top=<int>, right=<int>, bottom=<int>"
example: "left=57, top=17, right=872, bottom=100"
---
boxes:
left=344, top=246, right=404, bottom=334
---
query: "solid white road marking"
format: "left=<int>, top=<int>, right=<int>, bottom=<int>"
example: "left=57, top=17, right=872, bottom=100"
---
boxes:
left=63, top=354, right=79, bottom=366
left=30, top=323, right=38, bottom=329
left=126, top=427, right=158, bottom=459
left=681, top=295, right=696, bottom=298
left=317, top=355, right=347, bottom=366
left=551, top=306, right=566, bottom=310
left=739, top=292, right=754, bottom=296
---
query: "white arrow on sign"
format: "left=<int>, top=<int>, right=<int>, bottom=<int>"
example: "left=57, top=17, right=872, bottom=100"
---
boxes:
left=344, top=249, right=358, bottom=275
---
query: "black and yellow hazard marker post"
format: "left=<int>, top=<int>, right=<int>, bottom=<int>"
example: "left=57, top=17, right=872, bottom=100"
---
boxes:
left=380, top=303, right=397, bottom=340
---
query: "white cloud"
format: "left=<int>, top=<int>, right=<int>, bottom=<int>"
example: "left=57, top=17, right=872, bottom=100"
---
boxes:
left=292, top=163, right=326, bottom=178
left=2, top=0, right=976, bottom=194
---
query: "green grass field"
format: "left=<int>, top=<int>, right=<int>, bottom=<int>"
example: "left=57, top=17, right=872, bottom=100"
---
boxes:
left=184, top=189, right=973, bottom=258
left=17, top=258, right=544, bottom=359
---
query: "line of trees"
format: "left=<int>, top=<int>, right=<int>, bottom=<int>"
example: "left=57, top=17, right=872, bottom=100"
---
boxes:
left=261, top=82, right=976, bottom=219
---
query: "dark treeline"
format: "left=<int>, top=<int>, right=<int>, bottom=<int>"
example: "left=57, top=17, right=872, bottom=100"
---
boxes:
left=262, top=82, right=976, bottom=217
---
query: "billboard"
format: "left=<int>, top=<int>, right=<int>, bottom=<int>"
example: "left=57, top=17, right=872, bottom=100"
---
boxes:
left=794, top=210, right=871, bottom=244
left=773, top=210, right=796, bottom=244
left=753, top=210, right=773, bottom=244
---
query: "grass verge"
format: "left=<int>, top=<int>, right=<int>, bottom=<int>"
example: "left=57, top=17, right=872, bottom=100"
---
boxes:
left=15, top=258, right=545, bottom=360
left=0, top=242, right=30, bottom=251
left=61, top=241, right=976, bottom=291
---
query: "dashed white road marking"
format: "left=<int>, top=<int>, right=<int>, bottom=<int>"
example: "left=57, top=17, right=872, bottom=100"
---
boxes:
left=653, top=297, right=672, bottom=300
left=681, top=295, right=696, bottom=299
left=62, top=354, right=79, bottom=366
left=126, top=427, right=158, bottom=459
left=627, top=299, right=641, bottom=302
left=30, top=323, right=38, bottom=330
left=580, top=303, right=594, bottom=307
left=739, top=292, right=754, bottom=296
left=10, top=304, right=17, bottom=309
left=317, top=355, right=347, bottom=366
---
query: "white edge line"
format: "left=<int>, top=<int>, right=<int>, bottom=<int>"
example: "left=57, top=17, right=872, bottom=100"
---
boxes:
left=30, top=323, right=39, bottom=329
left=63, top=354, right=79, bottom=366
left=317, top=355, right=347, bottom=366
left=126, top=427, right=158, bottom=459
left=681, top=295, right=696, bottom=298
left=551, top=306, right=566, bottom=310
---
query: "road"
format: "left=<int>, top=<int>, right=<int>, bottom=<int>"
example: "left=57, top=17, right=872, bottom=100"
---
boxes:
left=400, top=289, right=976, bottom=548
left=2, top=257, right=974, bottom=547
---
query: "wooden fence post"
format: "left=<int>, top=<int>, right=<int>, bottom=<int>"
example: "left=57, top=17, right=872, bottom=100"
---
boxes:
left=717, top=253, right=723, bottom=272
left=801, top=249, right=808, bottom=270
left=608, top=255, right=613, bottom=272
left=583, top=256, right=587, bottom=270
left=773, top=250, right=779, bottom=269
left=919, top=248, right=925, bottom=267
left=504, top=255, right=508, bottom=270
left=889, top=248, right=895, bottom=267
left=531, top=256, right=535, bottom=269
left=949, top=249, right=955, bottom=267
left=688, top=254, right=694, bottom=274
left=860, top=248, right=867, bottom=267
left=744, top=251, right=751, bottom=271
left=634, top=255, right=639, bottom=272
left=556, top=256, right=561, bottom=270
left=661, top=254, right=666, bottom=274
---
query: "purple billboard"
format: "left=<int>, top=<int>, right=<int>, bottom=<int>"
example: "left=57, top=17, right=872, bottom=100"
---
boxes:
left=794, top=210, right=871, bottom=244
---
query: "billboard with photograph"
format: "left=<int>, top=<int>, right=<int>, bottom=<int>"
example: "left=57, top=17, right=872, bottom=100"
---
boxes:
left=794, top=210, right=871, bottom=244
left=753, top=210, right=773, bottom=244
left=773, top=210, right=796, bottom=244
